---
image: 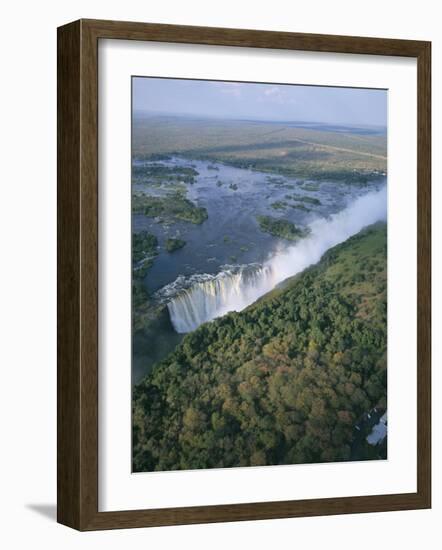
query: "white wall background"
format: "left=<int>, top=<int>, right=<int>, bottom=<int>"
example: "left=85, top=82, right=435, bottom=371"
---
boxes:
left=0, top=0, right=440, bottom=547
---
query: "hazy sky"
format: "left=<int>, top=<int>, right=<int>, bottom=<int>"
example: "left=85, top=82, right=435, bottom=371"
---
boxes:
left=133, top=77, right=387, bottom=127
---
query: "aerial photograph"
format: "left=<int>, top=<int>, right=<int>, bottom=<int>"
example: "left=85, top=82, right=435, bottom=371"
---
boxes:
left=131, top=77, right=388, bottom=472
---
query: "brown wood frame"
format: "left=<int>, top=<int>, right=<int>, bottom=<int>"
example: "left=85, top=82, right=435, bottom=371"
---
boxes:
left=57, top=18, right=431, bottom=531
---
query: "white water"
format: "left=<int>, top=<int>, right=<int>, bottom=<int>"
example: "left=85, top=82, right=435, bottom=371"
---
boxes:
left=167, top=186, right=387, bottom=333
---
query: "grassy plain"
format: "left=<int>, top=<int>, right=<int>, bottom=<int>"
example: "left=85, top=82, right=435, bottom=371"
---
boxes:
left=133, top=114, right=387, bottom=183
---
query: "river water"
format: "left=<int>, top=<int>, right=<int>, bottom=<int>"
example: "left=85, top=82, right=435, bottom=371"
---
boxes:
left=133, top=156, right=386, bottom=294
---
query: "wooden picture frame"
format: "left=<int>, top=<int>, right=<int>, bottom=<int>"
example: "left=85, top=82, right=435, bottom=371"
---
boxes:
left=57, top=18, right=431, bottom=530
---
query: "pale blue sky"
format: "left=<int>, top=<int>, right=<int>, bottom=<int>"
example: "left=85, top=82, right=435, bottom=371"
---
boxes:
left=133, top=77, right=387, bottom=127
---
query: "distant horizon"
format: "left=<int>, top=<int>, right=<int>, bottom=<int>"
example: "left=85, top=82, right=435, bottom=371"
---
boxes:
left=133, top=77, right=387, bottom=127
left=133, top=109, right=387, bottom=131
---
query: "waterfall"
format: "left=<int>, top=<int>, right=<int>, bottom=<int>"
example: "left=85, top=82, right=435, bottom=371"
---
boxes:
left=164, top=186, right=387, bottom=333
left=166, top=265, right=275, bottom=333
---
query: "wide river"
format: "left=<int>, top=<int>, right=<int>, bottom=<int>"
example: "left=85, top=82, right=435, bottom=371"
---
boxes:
left=133, top=156, right=386, bottom=294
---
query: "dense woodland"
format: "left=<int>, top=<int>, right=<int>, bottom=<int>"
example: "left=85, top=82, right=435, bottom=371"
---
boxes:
left=133, top=223, right=387, bottom=471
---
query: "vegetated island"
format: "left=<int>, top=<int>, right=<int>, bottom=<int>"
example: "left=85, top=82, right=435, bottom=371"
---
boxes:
left=270, top=201, right=289, bottom=211
left=133, top=231, right=158, bottom=265
left=133, top=192, right=208, bottom=225
left=132, top=163, right=198, bottom=185
left=165, top=238, right=186, bottom=252
left=292, top=194, right=321, bottom=206
left=301, top=183, right=320, bottom=192
left=133, top=222, right=387, bottom=472
left=256, top=215, right=311, bottom=241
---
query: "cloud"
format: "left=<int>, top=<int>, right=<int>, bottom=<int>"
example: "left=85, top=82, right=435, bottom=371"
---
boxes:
left=216, top=82, right=243, bottom=98
left=257, top=85, right=284, bottom=104
left=264, top=86, right=281, bottom=97
left=258, top=85, right=300, bottom=107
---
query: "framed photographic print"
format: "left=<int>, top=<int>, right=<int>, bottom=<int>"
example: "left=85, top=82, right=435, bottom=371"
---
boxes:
left=57, top=19, right=431, bottom=530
